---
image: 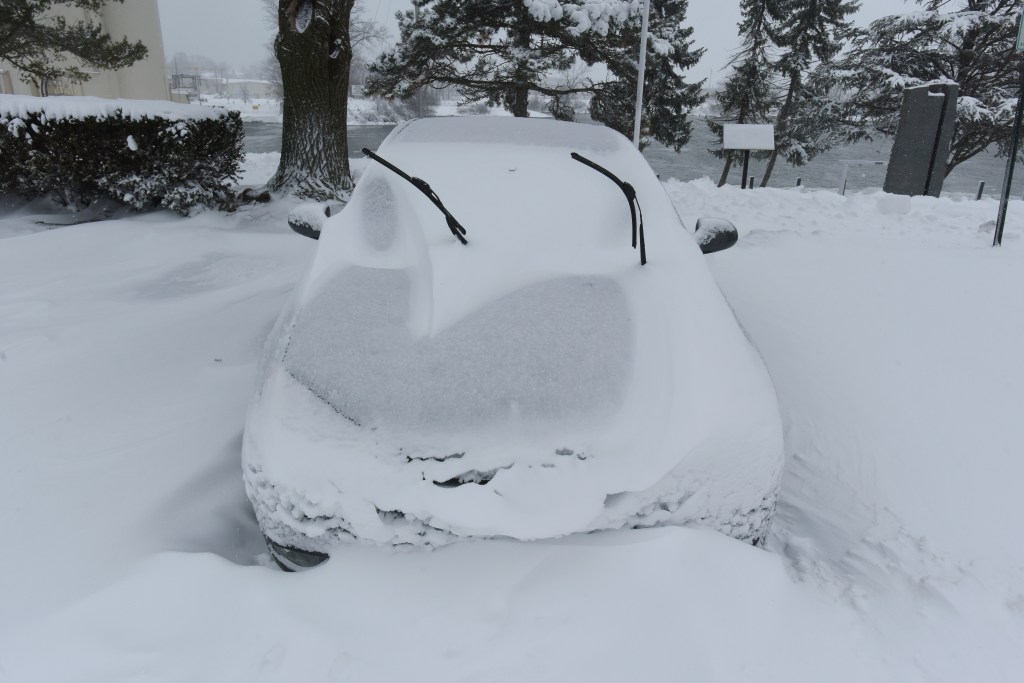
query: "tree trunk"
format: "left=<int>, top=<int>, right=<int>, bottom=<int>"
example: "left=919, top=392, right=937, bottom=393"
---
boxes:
left=270, top=0, right=356, bottom=199
left=760, top=73, right=798, bottom=188
left=509, top=83, right=530, bottom=117
left=718, top=152, right=734, bottom=187
left=509, top=7, right=531, bottom=117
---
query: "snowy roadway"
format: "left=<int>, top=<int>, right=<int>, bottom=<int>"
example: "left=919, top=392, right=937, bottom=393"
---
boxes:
left=0, top=164, right=1021, bottom=681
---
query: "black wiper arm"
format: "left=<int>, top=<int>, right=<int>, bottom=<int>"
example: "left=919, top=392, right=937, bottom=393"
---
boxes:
left=361, top=148, right=468, bottom=245
left=571, top=152, right=646, bottom=265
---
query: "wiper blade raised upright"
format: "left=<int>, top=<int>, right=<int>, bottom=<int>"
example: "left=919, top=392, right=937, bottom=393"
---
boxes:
left=361, top=148, right=468, bottom=245
left=570, top=152, right=646, bottom=265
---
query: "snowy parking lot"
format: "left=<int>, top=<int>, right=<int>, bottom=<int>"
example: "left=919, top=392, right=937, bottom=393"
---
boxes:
left=1, top=161, right=1022, bottom=682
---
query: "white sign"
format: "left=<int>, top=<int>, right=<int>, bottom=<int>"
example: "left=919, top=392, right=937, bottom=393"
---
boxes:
left=723, top=124, right=775, bottom=151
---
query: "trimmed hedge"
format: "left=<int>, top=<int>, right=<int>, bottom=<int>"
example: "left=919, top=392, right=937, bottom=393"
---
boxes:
left=0, top=96, right=245, bottom=214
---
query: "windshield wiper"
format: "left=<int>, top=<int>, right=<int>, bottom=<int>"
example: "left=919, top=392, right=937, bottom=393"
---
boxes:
left=570, top=152, right=646, bottom=265
left=361, top=148, right=468, bottom=245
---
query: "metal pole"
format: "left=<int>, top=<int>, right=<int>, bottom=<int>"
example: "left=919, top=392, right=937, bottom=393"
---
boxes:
left=632, top=0, right=651, bottom=148
left=741, top=150, right=750, bottom=189
left=976, top=181, right=985, bottom=200
left=995, top=61, right=1024, bottom=246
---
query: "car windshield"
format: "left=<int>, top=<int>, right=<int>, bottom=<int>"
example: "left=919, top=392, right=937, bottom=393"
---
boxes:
left=282, top=267, right=634, bottom=431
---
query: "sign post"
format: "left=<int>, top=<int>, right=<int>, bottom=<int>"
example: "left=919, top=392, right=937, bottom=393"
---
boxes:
left=723, top=124, right=775, bottom=188
left=994, top=12, right=1024, bottom=246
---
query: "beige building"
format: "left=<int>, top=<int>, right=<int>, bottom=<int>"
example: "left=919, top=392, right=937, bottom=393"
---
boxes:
left=0, top=0, right=169, bottom=100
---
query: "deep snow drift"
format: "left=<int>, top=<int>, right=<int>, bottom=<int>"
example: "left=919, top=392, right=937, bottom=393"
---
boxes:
left=0, top=159, right=1021, bottom=682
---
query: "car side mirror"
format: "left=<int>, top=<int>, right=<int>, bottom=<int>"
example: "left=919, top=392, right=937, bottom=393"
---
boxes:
left=288, top=202, right=342, bottom=240
left=694, top=217, right=738, bottom=254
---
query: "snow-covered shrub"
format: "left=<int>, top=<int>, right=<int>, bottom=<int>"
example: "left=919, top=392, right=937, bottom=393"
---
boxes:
left=348, top=96, right=422, bottom=124
left=0, top=95, right=244, bottom=214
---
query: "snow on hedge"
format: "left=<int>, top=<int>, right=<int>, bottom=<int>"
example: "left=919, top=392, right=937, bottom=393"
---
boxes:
left=0, top=94, right=227, bottom=123
left=0, top=94, right=244, bottom=214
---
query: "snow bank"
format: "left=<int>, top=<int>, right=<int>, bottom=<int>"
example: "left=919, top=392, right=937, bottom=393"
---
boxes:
left=201, top=96, right=420, bottom=125
left=238, top=152, right=281, bottom=186
left=0, top=94, right=228, bottom=122
left=0, top=165, right=1021, bottom=681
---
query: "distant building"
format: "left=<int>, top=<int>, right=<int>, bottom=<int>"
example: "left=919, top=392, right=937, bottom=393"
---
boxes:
left=0, top=0, right=170, bottom=101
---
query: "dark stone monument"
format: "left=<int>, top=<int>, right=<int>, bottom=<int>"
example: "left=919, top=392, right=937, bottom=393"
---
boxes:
left=883, top=83, right=959, bottom=197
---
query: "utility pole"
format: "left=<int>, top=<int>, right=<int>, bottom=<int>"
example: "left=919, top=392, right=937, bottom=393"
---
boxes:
left=632, top=0, right=651, bottom=148
left=994, top=12, right=1024, bottom=246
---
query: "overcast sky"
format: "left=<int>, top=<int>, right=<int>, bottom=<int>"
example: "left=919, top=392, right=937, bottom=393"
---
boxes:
left=156, top=0, right=912, bottom=82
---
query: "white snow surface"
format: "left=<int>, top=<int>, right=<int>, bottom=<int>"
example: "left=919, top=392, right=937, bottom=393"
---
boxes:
left=0, top=94, right=229, bottom=122
left=0, top=152, right=1022, bottom=680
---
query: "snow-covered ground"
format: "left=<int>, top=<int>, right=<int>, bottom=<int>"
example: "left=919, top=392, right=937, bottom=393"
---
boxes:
left=200, top=94, right=556, bottom=124
left=200, top=96, right=414, bottom=125
left=0, top=157, right=1021, bottom=681
left=200, top=95, right=283, bottom=122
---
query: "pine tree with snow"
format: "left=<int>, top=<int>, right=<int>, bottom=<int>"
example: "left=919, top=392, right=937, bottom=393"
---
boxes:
left=838, top=0, right=1024, bottom=178
left=707, top=0, right=782, bottom=186
left=0, top=0, right=148, bottom=94
left=364, top=0, right=630, bottom=117
left=589, top=0, right=705, bottom=151
left=772, top=63, right=868, bottom=168
left=365, top=0, right=703, bottom=146
left=759, top=0, right=859, bottom=186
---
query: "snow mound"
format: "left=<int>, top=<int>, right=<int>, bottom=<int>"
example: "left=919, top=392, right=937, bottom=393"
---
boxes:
left=0, top=94, right=228, bottom=122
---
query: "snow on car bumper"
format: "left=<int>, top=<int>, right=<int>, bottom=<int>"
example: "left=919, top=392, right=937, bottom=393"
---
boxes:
left=242, top=369, right=782, bottom=555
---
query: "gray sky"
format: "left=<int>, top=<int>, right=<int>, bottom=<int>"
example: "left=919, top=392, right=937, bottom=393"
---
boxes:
left=156, top=0, right=911, bottom=80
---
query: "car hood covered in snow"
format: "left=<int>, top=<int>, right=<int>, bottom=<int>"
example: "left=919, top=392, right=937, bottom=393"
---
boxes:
left=243, top=117, right=783, bottom=550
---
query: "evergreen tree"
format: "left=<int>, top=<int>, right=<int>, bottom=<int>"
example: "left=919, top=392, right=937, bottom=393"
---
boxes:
left=759, top=0, right=859, bottom=186
left=589, top=0, right=706, bottom=151
left=365, top=0, right=704, bottom=148
left=707, top=0, right=781, bottom=186
left=366, top=0, right=628, bottom=117
left=774, top=63, right=867, bottom=167
left=838, top=0, right=1024, bottom=178
left=0, top=0, right=147, bottom=94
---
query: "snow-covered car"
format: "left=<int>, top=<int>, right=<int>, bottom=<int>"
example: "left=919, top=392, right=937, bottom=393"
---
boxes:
left=243, top=117, right=783, bottom=569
